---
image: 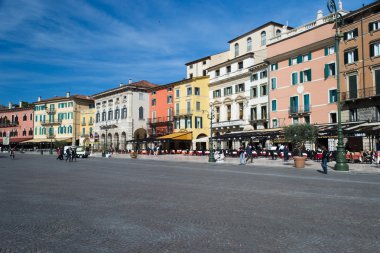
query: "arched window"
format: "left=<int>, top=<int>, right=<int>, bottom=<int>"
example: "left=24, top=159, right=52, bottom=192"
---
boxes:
left=89, top=127, right=93, bottom=135
left=108, top=109, right=113, bottom=120
left=96, top=112, right=100, bottom=123
left=122, top=106, right=127, bottom=119
left=261, top=31, right=266, bottom=46
left=14, top=115, right=18, bottom=124
left=115, top=107, right=120, bottom=120
left=68, top=125, right=72, bottom=134
left=23, top=114, right=27, bottom=121
left=247, top=37, right=252, bottom=51
left=234, top=43, right=239, bottom=57
left=29, top=128, right=33, bottom=136
left=276, top=29, right=282, bottom=36
left=58, top=126, right=62, bottom=134
left=102, top=110, right=106, bottom=121
left=139, top=107, right=144, bottom=120
left=63, top=126, right=67, bottom=134
left=23, top=129, right=27, bottom=136
left=42, top=127, right=46, bottom=135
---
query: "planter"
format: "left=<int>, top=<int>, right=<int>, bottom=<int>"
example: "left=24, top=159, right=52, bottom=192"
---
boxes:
left=130, top=152, right=137, bottom=159
left=293, top=156, right=307, bottom=168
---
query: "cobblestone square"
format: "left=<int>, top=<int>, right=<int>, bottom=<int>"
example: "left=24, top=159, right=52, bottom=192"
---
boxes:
left=0, top=154, right=379, bottom=252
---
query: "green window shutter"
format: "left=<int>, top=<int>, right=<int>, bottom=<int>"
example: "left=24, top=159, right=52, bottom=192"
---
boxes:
left=308, top=52, right=312, bottom=60
left=288, top=58, right=292, bottom=66
left=300, top=72, right=304, bottom=83
left=324, top=47, right=328, bottom=56
left=370, top=43, right=375, bottom=57
left=324, top=64, right=329, bottom=78
left=250, top=88, right=253, bottom=98
left=297, top=55, right=302, bottom=64
left=332, top=63, right=336, bottom=76
left=200, top=117, right=203, bottom=128
left=276, top=63, right=278, bottom=70
left=308, top=69, right=312, bottom=81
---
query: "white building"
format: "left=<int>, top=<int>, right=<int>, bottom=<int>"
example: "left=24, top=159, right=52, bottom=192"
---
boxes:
left=92, top=80, right=156, bottom=151
left=206, top=22, right=289, bottom=149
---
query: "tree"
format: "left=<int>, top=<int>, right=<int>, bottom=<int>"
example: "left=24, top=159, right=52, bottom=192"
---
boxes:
left=284, top=123, right=318, bottom=155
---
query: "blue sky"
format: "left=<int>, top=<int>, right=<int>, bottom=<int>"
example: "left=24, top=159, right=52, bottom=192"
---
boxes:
left=0, top=0, right=368, bottom=105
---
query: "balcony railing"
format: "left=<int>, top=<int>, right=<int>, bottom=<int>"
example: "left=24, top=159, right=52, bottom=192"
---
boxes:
left=46, top=108, right=56, bottom=114
left=249, top=116, right=268, bottom=123
left=147, top=116, right=173, bottom=125
left=88, top=121, right=94, bottom=126
left=213, top=119, right=246, bottom=128
left=0, top=121, right=19, bottom=128
left=81, top=122, right=87, bottom=126
left=41, top=120, right=61, bottom=126
left=288, top=106, right=312, bottom=116
left=341, top=87, right=380, bottom=101
left=46, top=134, right=55, bottom=139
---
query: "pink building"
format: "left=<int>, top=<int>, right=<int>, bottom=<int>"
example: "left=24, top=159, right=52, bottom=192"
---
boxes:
left=267, top=12, right=340, bottom=128
left=0, top=102, right=34, bottom=147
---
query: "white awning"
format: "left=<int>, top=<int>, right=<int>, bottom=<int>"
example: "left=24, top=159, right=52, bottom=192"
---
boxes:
left=194, top=137, right=209, bottom=142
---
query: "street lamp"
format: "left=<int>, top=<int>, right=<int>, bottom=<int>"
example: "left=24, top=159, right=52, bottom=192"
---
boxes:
left=327, top=0, right=349, bottom=171
left=205, top=102, right=216, bottom=162
left=49, top=123, right=53, bottom=155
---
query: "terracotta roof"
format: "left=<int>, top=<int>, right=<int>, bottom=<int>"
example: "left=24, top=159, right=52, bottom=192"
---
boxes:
left=92, top=80, right=157, bottom=97
left=127, top=80, right=157, bottom=88
left=35, top=94, right=93, bottom=104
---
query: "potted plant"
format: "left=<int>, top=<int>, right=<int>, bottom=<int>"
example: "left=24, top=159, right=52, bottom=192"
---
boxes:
left=284, top=123, right=318, bottom=168
left=130, top=150, right=138, bottom=159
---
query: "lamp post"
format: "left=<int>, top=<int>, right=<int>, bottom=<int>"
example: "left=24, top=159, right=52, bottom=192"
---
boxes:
left=327, top=0, right=349, bottom=171
left=49, top=123, right=53, bottom=155
left=206, top=103, right=216, bottom=162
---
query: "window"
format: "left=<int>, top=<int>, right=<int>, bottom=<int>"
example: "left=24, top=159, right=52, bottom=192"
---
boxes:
left=138, top=106, right=144, bottom=120
left=260, top=84, right=267, bottom=96
left=29, top=128, right=33, bottom=136
left=187, top=87, right=192, bottom=96
left=261, top=31, right=266, bottom=46
left=350, top=109, right=358, bottom=122
left=224, top=87, right=233, bottom=96
left=325, top=46, right=335, bottom=55
left=300, top=69, right=312, bottom=83
left=238, top=61, right=243, bottom=70
left=167, top=95, right=173, bottom=103
left=292, top=72, right=298, bottom=85
left=276, top=29, right=281, bottom=36
left=330, top=113, right=337, bottom=123
left=189, top=64, right=193, bottom=69
left=261, top=106, right=267, bottom=119
left=374, top=69, right=380, bottom=95
left=239, top=103, right=244, bottom=120
left=82, top=128, right=85, bottom=136
left=215, top=69, right=220, bottom=76
left=344, top=28, right=358, bottom=40
left=168, top=108, right=173, bottom=121
left=121, top=106, right=127, bottom=119
left=272, top=119, right=278, bottom=128
left=30, top=113, right=32, bottom=120
left=304, top=94, right=310, bottom=112
left=344, top=49, right=358, bottom=64
left=175, top=103, right=179, bottom=115
left=250, top=107, right=257, bottom=120
left=290, top=96, right=299, bottom=113
left=195, top=87, right=200, bottom=95
left=175, top=119, right=180, bottom=129
left=68, top=102, right=73, bottom=107
left=271, top=63, right=278, bottom=71
left=215, top=107, right=220, bottom=122
left=369, top=20, right=380, bottom=32
left=271, top=78, right=277, bottom=90
left=68, top=112, right=73, bottom=119
left=203, top=70, right=207, bottom=76
left=213, top=89, right=221, bottom=98
left=271, top=100, right=277, bottom=111
left=329, top=89, right=337, bottom=103
left=139, top=93, right=144, bottom=100
left=108, top=109, right=113, bottom=120
left=22, top=114, right=27, bottom=121
left=250, top=87, right=257, bottom=98
left=82, top=117, right=86, bottom=124
left=235, top=83, right=245, bottom=93
left=227, top=105, right=231, bottom=121
left=203, top=61, right=207, bottom=65
left=152, top=111, right=156, bottom=123
left=304, top=116, right=310, bottom=124
left=68, top=125, right=72, bottom=134
left=115, top=108, right=120, bottom=119
left=247, top=37, right=252, bottom=51
left=348, top=74, right=358, bottom=99
left=251, top=73, right=258, bottom=81
left=185, top=117, right=192, bottom=128
left=195, top=117, right=203, bottom=128
left=152, top=99, right=156, bottom=106
left=167, top=87, right=172, bottom=92
left=175, top=89, right=180, bottom=97
left=260, top=70, right=267, bottom=79
left=22, top=129, right=26, bottom=136
left=189, top=73, right=193, bottom=79
left=152, top=91, right=156, bottom=95
left=226, top=65, right=231, bottom=73
left=196, top=102, right=201, bottom=111
left=234, top=43, right=239, bottom=57
left=324, top=63, right=336, bottom=78
left=370, top=42, right=380, bottom=58
left=293, top=117, right=299, bottom=124
left=187, top=101, right=191, bottom=113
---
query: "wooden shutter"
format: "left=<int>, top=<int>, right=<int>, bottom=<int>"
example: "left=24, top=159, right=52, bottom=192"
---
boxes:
left=370, top=43, right=375, bottom=57
left=300, top=72, right=304, bottom=83
left=369, top=22, right=374, bottom=32
left=308, top=52, right=312, bottom=60
left=324, top=64, right=329, bottom=78
left=353, top=28, right=358, bottom=38
left=344, top=52, right=348, bottom=64
left=297, top=55, right=302, bottom=64
left=289, top=58, right=292, bottom=66
left=343, top=32, right=348, bottom=40
left=325, top=47, right=328, bottom=56
left=354, top=49, right=359, bottom=62
left=308, top=69, right=312, bottom=81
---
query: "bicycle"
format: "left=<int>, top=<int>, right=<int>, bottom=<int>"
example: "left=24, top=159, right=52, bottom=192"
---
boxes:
left=10, top=150, right=15, bottom=160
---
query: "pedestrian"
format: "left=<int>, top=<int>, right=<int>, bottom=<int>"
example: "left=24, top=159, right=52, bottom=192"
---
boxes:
left=238, top=145, right=245, bottom=165
left=153, top=144, right=157, bottom=156
left=65, top=147, right=71, bottom=162
left=245, top=145, right=253, bottom=164
left=283, top=145, right=289, bottom=162
left=321, top=146, right=329, bottom=174
left=72, top=148, right=77, bottom=162
left=56, top=147, right=61, bottom=160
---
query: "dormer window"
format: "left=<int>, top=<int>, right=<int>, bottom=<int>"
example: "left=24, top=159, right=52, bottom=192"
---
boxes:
left=234, top=43, right=239, bottom=57
left=247, top=37, right=252, bottom=51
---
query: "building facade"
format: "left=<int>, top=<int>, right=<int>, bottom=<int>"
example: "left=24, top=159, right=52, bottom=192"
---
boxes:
left=0, top=102, right=34, bottom=147
left=207, top=22, right=286, bottom=149
left=339, top=2, right=380, bottom=152
left=93, top=80, right=156, bottom=151
left=33, top=93, right=94, bottom=147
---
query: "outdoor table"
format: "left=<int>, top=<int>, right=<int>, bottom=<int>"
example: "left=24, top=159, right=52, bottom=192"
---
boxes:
left=188, top=151, right=194, bottom=155
left=176, top=150, right=182, bottom=154
left=182, top=150, right=187, bottom=155
left=205, top=151, right=210, bottom=155
left=232, top=151, right=237, bottom=157
left=141, top=150, right=147, bottom=155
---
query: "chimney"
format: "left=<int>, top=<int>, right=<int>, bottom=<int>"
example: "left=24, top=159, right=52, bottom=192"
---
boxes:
left=119, top=83, right=123, bottom=87
left=338, top=0, right=343, bottom=11
left=8, top=102, right=12, bottom=109
left=19, top=101, right=23, bottom=108
left=38, top=96, right=41, bottom=102
left=66, top=92, right=70, bottom=98
left=128, top=79, right=132, bottom=84
left=317, top=10, right=323, bottom=20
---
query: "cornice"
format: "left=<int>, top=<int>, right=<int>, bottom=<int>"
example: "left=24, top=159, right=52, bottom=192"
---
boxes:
left=207, top=52, right=254, bottom=72
left=209, top=72, right=251, bottom=87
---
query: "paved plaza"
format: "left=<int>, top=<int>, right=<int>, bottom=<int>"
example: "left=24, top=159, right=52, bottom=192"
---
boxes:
left=0, top=154, right=380, bottom=252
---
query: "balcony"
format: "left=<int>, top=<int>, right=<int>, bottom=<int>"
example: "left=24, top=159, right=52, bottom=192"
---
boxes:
left=249, top=116, right=268, bottom=123
left=289, top=106, right=311, bottom=116
left=213, top=119, right=246, bottom=128
left=88, top=121, right=94, bottom=126
left=81, top=122, right=87, bottom=126
left=147, top=116, right=173, bottom=125
left=46, top=134, right=55, bottom=139
left=341, top=87, right=380, bottom=101
left=0, top=121, right=19, bottom=128
left=41, top=120, right=61, bottom=126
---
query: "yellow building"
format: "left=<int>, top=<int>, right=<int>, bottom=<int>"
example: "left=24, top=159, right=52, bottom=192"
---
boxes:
left=32, top=92, right=94, bottom=148
left=173, top=76, right=210, bottom=150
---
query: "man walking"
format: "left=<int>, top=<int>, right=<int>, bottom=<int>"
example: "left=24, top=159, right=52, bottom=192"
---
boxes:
left=245, top=145, right=253, bottom=164
left=65, top=147, right=71, bottom=162
left=238, top=145, right=245, bottom=165
left=321, top=146, right=329, bottom=174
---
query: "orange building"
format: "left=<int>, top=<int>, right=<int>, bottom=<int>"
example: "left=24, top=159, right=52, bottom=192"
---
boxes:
left=148, top=83, right=175, bottom=137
